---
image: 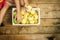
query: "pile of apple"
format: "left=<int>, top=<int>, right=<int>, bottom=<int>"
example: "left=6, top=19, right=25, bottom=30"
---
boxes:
left=13, top=6, right=38, bottom=24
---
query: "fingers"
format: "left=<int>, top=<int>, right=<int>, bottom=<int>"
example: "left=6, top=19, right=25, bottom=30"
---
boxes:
left=0, top=3, right=10, bottom=24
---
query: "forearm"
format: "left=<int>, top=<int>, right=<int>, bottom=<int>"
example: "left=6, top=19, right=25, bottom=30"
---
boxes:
left=14, top=0, right=22, bottom=23
left=0, top=1, right=11, bottom=24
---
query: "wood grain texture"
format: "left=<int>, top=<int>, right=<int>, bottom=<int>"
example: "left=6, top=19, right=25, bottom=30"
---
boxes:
left=29, top=0, right=60, bottom=3
left=0, top=34, right=60, bottom=40
left=0, top=0, right=60, bottom=40
left=0, top=26, right=60, bottom=34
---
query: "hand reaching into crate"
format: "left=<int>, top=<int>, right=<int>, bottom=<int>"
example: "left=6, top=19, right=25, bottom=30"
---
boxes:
left=0, top=0, right=29, bottom=25
left=14, top=0, right=29, bottom=24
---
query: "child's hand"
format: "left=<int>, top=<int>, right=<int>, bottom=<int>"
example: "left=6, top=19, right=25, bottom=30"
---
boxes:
left=14, top=0, right=29, bottom=24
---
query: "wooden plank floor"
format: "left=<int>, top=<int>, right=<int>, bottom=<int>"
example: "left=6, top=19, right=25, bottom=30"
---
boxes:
left=0, top=0, right=60, bottom=40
